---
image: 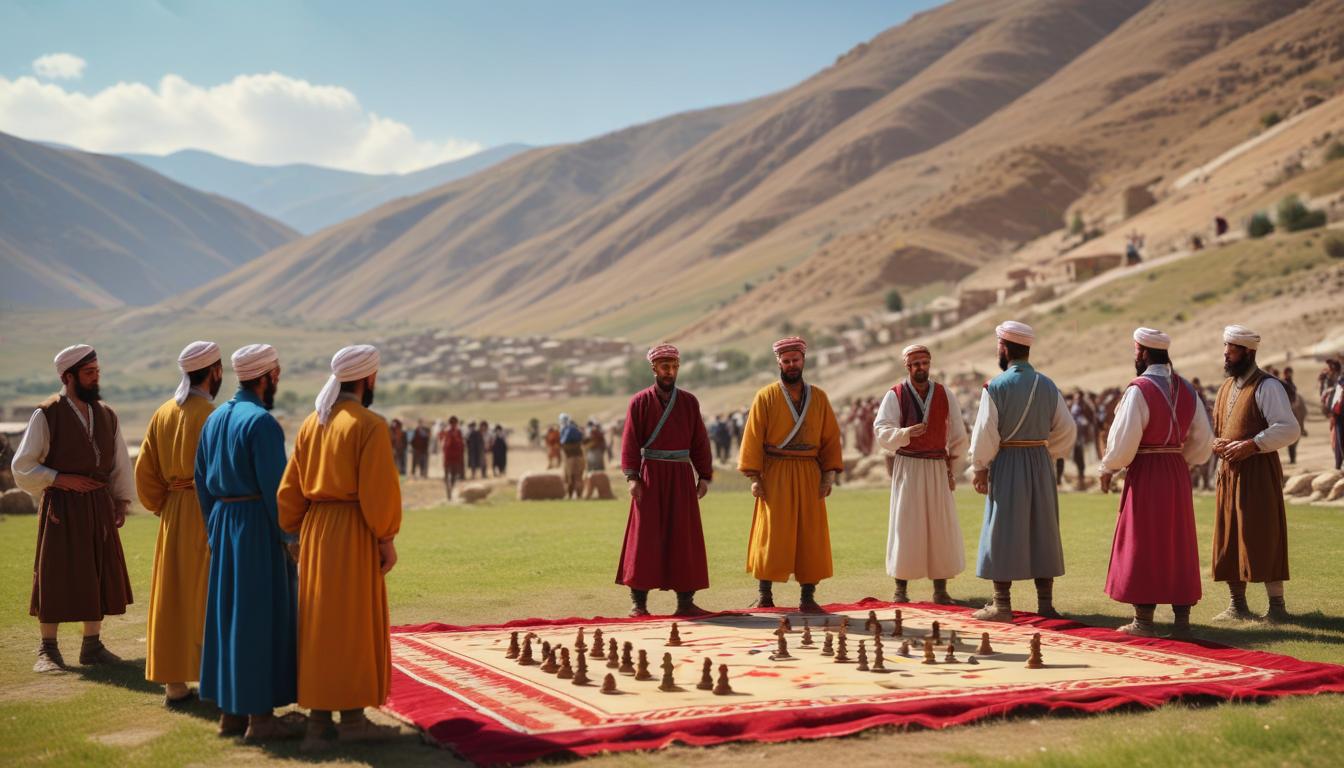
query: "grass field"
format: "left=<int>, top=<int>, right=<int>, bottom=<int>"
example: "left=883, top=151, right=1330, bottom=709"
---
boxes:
left=1, top=486, right=1342, bottom=767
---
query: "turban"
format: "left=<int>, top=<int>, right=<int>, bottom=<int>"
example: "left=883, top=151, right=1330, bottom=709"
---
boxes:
left=995, top=320, right=1035, bottom=347
left=231, top=343, right=279, bottom=382
left=1223, top=325, right=1260, bottom=350
left=901, top=344, right=930, bottom=361
left=54, top=344, right=95, bottom=377
left=647, top=343, right=680, bottom=363
left=316, top=344, right=380, bottom=425
left=175, top=340, right=221, bottom=405
left=773, top=336, right=807, bottom=356
left=1132, top=327, right=1170, bottom=351
left=559, top=413, right=571, bottom=425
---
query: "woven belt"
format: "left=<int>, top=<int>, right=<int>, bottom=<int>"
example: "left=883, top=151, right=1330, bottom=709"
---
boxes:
left=1136, top=446, right=1183, bottom=455
left=764, top=447, right=817, bottom=460
left=641, top=448, right=690, bottom=461
left=217, top=495, right=261, bottom=503
left=167, top=478, right=195, bottom=491
left=1000, top=440, right=1047, bottom=448
left=897, top=449, right=949, bottom=460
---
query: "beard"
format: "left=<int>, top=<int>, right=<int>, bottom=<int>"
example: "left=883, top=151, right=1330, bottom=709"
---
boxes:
left=779, top=368, right=803, bottom=385
left=260, top=376, right=277, bottom=410
left=911, top=370, right=929, bottom=385
left=1224, top=355, right=1253, bottom=379
left=1134, top=357, right=1148, bottom=376
left=208, top=375, right=222, bottom=399
left=73, top=379, right=101, bottom=403
left=362, top=385, right=375, bottom=408
left=656, top=376, right=676, bottom=392
left=997, top=351, right=1009, bottom=372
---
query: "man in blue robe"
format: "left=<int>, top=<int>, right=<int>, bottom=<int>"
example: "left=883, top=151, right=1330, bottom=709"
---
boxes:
left=968, top=322, right=1076, bottom=621
left=195, top=344, right=302, bottom=740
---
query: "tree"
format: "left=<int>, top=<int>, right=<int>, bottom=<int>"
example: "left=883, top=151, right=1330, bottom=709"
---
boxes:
left=885, top=289, right=904, bottom=313
left=1247, top=212, right=1274, bottom=239
left=1069, top=210, right=1084, bottom=236
left=1276, top=194, right=1326, bottom=232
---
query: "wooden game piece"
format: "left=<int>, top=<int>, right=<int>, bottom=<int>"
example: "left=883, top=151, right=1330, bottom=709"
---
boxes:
left=506, top=631, right=520, bottom=659
left=713, top=664, right=733, bottom=695
left=606, top=638, right=619, bottom=668
left=948, top=629, right=959, bottom=648
left=696, top=658, right=714, bottom=690
left=891, top=609, right=903, bottom=637
left=540, top=645, right=559, bottom=673
left=635, top=649, right=654, bottom=680
left=834, top=633, right=850, bottom=662
left=770, top=632, right=793, bottom=661
left=922, top=637, right=936, bottom=665
left=1026, top=633, right=1044, bottom=669
left=856, top=641, right=869, bottom=671
left=801, top=619, right=814, bottom=647
left=966, top=655, right=979, bottom=665
left=865, top=610, right=879, bottom=634
left=931, top=620, right=941, bottom=642
left=872, top=638, right=886, bottom=671
left=573, top=653, right=590, bottom=685
left=783, top=617, right=792, bottom=632
left=541, top=640, right=552, bottom=658
left=590, top=628, right=605, bottom=658
left=777, top=617, right=789, bottom=636
left=601, top=673, right=618, bottom=694
left=821, top=631, right=834, bottom=656
left=839, top=616, right=850, bottom=634
left=977, top=632, right=994, bottom=655
left=557, top=647, right=574, bottom=679
left=658, top=653, right=678, bottom=692
left=518, top=635, right=536, bottom=666
left=619, top=642, right=635, bottom=675
left=943, top=641, right=957, bottom=664
left=667, top=622, right=682, bottom=647
left=899, top=640, right=911, bottom=657
left=575, top=628, right=587, bottom=656
left=823, top=617, right=831, bottom=630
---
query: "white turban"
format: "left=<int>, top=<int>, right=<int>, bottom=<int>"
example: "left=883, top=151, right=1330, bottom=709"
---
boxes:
left=559, top=413, right=571, bottom=425
left=316, top=344, right=380, bottom=425
left=54, top=344, right=95, bottom=377
left=901, top=344, right=930, bottom=361
left=231, top=343, right=279, bottom=381
left=1223, top=325, right=1260, bottom=350
left=174, top=341, right=221, bottom=406
left=1133, top=327, right=1170, bottom=351
left=995, top=320, right=1035, bottom=346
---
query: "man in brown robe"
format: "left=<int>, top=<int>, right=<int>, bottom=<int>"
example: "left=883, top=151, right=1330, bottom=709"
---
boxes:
left=1211, top=325, right=1300, bottom=623
left=11, top=345, right=134, bottom=672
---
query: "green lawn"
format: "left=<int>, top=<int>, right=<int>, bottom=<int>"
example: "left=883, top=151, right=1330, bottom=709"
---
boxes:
left=1, top=488, right=1341, bottom=766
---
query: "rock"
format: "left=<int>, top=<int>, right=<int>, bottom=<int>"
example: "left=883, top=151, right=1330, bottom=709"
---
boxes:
left=517, top=473, right=566, bottom=501
left=584, top=472, right=615, bottom=500
left=1311, top=471, right=1342, bottom=494
left=1283, top=473, right=1316, bottom=496
left=1329, top=478, right=1344, bottom=501
left=456, top=483, right=492, bottom=504
left=0, top=488, right=37, bottom=516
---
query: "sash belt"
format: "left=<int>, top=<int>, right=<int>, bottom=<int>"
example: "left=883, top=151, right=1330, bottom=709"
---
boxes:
left=217, top=495, right=261, bottom=503
left=641, top=448, right=690, bottom=461
left=1136, top=446, right=1183, bottom=455
left=1000, top=440, right=1047, bottom=448
left=167, top=478, right=195, bottom=491
left=897, top=449, right=949, bottom=460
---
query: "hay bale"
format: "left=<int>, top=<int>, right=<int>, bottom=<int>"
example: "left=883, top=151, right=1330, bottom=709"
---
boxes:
left=1311, top=470, right=1342, bottom=494
left=456, top=483, right=492, bottom=504
left=1329, top=478, right=1344, bottom=501
left=0, top=488, right=37, bottom=516
left=585, top=472, right=615, bottom=500
left=517, top=473, right=566, bottom=501
left=1283, top=473, right=1316, bottom=496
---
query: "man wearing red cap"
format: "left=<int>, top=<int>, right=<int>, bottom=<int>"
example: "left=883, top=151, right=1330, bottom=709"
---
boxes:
left=739, top=337, right=843, bottom=613
left=617, top=344, right=714, bottom=617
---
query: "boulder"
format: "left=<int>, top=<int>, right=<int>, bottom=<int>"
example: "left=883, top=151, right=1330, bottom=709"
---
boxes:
left=456, top=483, right=492, bottom=504
left=0, top=488, right=37, bottom=516
left=1311, top=471, right=1342, bottom=494
left=1329, top=478, right=1344, bottom=501
left=1283, top=473, right=1316, bottom=496
left=517, top=472, right=566, bottom=501
left=584, top=472, right=615, bottom=500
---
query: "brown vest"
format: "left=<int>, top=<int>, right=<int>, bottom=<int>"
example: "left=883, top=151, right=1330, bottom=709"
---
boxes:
left=38, top=394, right=120, bottom=481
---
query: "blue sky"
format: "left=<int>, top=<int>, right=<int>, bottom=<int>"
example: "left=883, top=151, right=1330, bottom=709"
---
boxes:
left=0, top=0, right=938, bottom=171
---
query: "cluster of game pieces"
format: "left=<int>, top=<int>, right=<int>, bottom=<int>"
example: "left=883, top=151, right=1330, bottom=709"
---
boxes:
left=503, top=624, right=735, bottom=695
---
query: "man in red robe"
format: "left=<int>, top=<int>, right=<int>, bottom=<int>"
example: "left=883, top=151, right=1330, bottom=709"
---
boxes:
left=1099, top=328, right=1212, bottom=637
left=616, top=343, right=713, bottom=617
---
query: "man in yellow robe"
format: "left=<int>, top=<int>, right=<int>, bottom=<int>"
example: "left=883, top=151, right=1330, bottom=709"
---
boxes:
left=739, top=336, right=843, bottom=613
left=278, top=345, right=402, bottom=750
left=135, top=341, right=221, bottom=706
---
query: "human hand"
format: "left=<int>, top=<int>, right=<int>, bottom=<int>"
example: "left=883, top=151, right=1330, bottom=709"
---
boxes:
left=379, top=538, right=398, bottom=575
left=1099, top=471, right=1113, bottom=494
left=696, top=479, right=709, bottom=499
left=973, top=469, right=989, bottom=495
left=53, top=473, right=104, bottom=493
left=286, top=541, right=300, bottom=562
left=947, top=469, right=956, bottom=493
left=627, top=479, right=643, bottom=501
left=1211, top=438, right=1231, bottom=457
left=820, top=480, right=832, bottom=499
left=1224, top=440, right=1258, bottom=462
left=750, top=481, right=764, bottom=499
left=113, top=500, right=128, bottom=528
left=906, top=423, right=928, bottom=439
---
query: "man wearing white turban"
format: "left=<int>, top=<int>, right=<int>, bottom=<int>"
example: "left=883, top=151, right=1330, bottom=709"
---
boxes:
left=558, top=413, right=586, bottom=499
left=873, top=344, right=968, bottom=604
left=1097, top=329, right=1212, bottom=637
left=195, top=344, right=302, bottom=740
left=279, top=345, right=402, bottom=748
left=135, top=341, right=221, bottom=704
left=12, top=345, right=135, bottom=672
left=968, top=322, right=1076, bottom=621
left=1210, top=326, right=1300, bottom=623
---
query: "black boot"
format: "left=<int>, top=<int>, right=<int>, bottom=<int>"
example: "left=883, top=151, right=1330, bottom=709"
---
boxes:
left=79, top=634, right=122, bottom=665
left=892, top=579, right=909, bottom=603
left=752, top=580, right=774, bottom=609
left=799, top=583, right=824, bottom=614
left=1035, top=577, right=1062, bottom=619
left=674, top=591, right=710, bottom=617
left=628, top=589, right=649, bottom=618
left=931, top=578, right=955, bottom=605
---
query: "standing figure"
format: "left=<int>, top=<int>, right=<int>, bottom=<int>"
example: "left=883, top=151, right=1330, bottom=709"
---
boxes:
left=137, top=341, right=222, bottom=704
left=617, top=344, right=713, bottom=617
left=13, top=345, right=134, bottom=673
left=968, top=322, right=1076, bottom=621
left=738, top=337, right=843, bottom=613
left=1098, top=329, right=1211, bottom=637
left=873, top=344, right=967, bottom=605
left=1211, top=326, right=1300, bottom=622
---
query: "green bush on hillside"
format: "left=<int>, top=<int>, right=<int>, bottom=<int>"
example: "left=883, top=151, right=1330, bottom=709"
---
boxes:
left=1247, top=211, right=1275, bottom=238
left=1277, top=194, right=1327, bottom=232
left=1326, top=236, right=1344, bottom=260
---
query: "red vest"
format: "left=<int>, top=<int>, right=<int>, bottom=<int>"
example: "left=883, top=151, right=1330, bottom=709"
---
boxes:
left=893, top=381, right=949, bottom=459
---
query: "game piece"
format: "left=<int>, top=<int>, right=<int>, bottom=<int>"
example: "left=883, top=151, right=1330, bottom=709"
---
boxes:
left=834, top=633, right=850, bottom=662
left=635, top=649, right=654, bottom=680
left=943, top=641, right=957, bottom=664
left=891, top=609, right=903, bottom=637
left=506, top=631, right=520, bottom=659
left=899, top=640, right=910, bottom=657
left=540, top=646, right=558, bottom=673
left=783, top=617, right=792, bottom=632
left=823, top=617, right=831, bottom=630
left=801, top=619, right=814, bottom=647
left=770, top=632, right=793, bottom=661
left=601, top=673, right=618, bottom=694
left=658, top=653, right=678, bottom=692
left=590, top=628, right=605, bottom=658
left=713, top=664, right=733, bottom=695
left=575, top=627, right=586, bottom=655
left=619, top=642, right=635, bottom=675
left=777, top=617, right=789, bottom=636
left=541, top=640, right=552, bottom=659
left=931, top=620, right=941, bottom=642
left=948, top=629, right=959, bottom=647
left=856, top=641, right=869, bottom=671
left=922, top=637, right=936, bottom=665
left=696, top=658, right=714, bottom=690
left=977, top=632, right=994, bottom=655
left=518, top=635, right=536, bottom=665
left=573, top=653, right=590, bottom=685
left=557, top=648, right=574, bottom=679
left=839, top=616, right=850, bottom=633
left=667, top=623, right=682, bottom=647
left=821, top=631, right=834, bottom=656
left=1026, top=633, right=1044, bottom=669
left=865, top=610, right=879, bottom=633
left=966, top=655, right=979, bottom=665
left=872, top=639, right=887, bottom=671
left=606, top=638, right=619, bottom=668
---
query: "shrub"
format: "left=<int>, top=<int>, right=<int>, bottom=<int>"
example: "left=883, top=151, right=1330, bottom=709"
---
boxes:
left=1326, top=236, right=1344, bottom=260
left=1069, top=211, right=1084, bottom=236
left=1248, top=211, right=1274, bottom=238
left=1325, top=141, right=1344, bottom=162
left=1261, top=111, right=1282, bottom=129
left=885, top=289, right=904, bottom=312
left=1277, top=194, right=1327, bottom=232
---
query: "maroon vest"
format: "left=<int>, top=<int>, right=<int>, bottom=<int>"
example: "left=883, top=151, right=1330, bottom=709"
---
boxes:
left=38, top=394, right=120, bottom=482
left=893, top=381, right=949, bottom=459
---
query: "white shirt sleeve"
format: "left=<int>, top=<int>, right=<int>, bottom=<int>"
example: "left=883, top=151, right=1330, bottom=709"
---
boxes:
left=969, top=388, right=999, bottom=471
left=10, top=409, right=57, bottom=496
left=872, top=390, right=909, bottom=452
left=1253, top=377, right=1302, bottom=452
left=1047, top=390, right=1077, bottom=460
left=1100, top=386, right=1146, bottom=472
left=1183, top=388, right=1214, bottom=466
left=945, top=386, right=969, bottom=473
left=109, top=419, right=135, bottom=504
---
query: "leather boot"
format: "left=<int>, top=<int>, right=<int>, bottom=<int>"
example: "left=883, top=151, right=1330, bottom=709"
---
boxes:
left=628, top=588, right=650, bottom=618
left=752, top=580, right=775, bottom=609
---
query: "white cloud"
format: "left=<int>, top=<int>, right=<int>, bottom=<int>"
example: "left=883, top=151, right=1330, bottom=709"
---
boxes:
left=0, top=71, right=482, bottom=173
left=32, top=53, right=86, bottom=80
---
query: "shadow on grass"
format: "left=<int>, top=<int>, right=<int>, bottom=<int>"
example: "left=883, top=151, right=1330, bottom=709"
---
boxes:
left=75, top=656, right=225, bottom=724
